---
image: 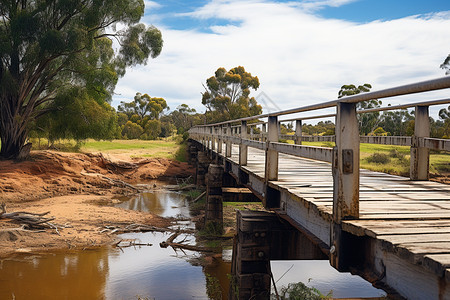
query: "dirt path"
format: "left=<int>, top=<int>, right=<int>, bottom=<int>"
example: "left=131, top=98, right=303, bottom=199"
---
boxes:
left=0, top=150, right=194, bottom=257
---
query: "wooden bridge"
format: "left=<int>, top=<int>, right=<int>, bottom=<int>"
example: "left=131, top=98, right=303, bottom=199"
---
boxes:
left=188, top=76, right=450, bottom=300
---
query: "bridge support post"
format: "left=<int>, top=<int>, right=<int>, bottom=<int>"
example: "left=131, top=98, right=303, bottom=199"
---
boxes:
left=410, top=105, right=430, bottom=180
left=230, top=210, right=328, bottom=300
left=205, top=164, right=224, bottom=232
left=331, top=102, right=360, bottom=271
left=239, top=120, right=248, bottom=166
left=196, top=151, right=211, bottom=186
left=295, top=119, right=302, bottom=145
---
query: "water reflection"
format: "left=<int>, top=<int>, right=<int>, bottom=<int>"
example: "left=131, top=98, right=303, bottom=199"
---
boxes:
left=115, top=191, right=190, bottom=218
left=271, top=260, right=386, bottom=298
left=0, top=249, right=109, bottom=299
left=0, top=189, right=386, bottom=299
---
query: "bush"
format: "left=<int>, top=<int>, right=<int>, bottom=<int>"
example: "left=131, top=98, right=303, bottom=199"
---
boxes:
left=367, top=153, right=390, bottom=164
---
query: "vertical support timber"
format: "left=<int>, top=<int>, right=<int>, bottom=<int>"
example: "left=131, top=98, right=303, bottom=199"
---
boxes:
left=226, top=124, right=232, bottom=158
left=217, top=126, right=223, bottom=154
left=262, top=123, right=267, bottom=142
left=410, top=105, right=430, bottom=180
left=265, top=116, right=279, bottom=182
left=295, top=119, right=302, bottom=145
left=205, top=164, right=224, bottom=231
left=331, top=102, right=360, bottom=271
left=239, top=120, right=248, bottom=166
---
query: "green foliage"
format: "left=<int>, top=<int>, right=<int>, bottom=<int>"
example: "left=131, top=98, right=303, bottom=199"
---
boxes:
left=379, top=109, right=414, bottom=136
left=371, top=127, right=388, bottom=136
left=274, top=282, right=332, bottom=300
left=202, top=221, right=224, bottom=236
left=0, top=0, right=163, bottom=159
left=438, top=105, right=450, bottom=138
left=118, top=92, right=168, bottom=120
left=441, top=53, right=450, bottom=75
left=122, top=121, right=144, bottom=139
left=367, top=153, right=391, bottom=164
left=338, top=83, right=382, bottom=135
left=301, top=121, right=335, bottom=136
left=205, top=274, right=222, bottom=300
left=202, top=66, right=262, bottom=123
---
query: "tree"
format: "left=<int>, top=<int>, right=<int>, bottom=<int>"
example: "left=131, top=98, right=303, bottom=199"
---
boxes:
left=118, top=92, right=168, bottom=120
left=438, top=105, right=450, bottom=138
left=31, top=87, right=119, bottom=144
left=202, top=66, right=262, bottom=123
left=0, top=0, right=163, bottom=159
left=170, top=104, right=198, bottom=133
left=378, top=108, right=414, bottom=136
left=441, top=54, right=450, bottom=75
left=338, top=84, right=382, bottom=135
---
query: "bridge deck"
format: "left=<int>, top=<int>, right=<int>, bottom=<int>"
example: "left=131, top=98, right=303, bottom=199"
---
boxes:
left=222, top=144, right=450, bottom=296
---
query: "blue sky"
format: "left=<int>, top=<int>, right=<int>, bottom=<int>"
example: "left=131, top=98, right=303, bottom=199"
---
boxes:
left=113, top=0, right=450, bottom=118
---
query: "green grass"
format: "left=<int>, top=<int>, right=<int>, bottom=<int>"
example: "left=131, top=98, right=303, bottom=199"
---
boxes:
left=29, top=137, right=187, bottom=162
left=299, top=141, right=449, bottom=176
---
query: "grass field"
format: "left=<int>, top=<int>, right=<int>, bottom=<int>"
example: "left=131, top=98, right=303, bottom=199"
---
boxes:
left=29, top=137, right=448, bottom=175
left=30, top=137, right=187, bottom=162
left=302, top=141, right=449, bottom=176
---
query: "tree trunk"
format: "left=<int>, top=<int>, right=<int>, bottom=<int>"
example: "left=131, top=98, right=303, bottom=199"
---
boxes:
left=0, top=96, right=30, bottom=160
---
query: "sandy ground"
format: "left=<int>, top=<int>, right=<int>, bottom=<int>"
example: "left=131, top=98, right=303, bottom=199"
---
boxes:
left=0, top=150, right=194, bottom=258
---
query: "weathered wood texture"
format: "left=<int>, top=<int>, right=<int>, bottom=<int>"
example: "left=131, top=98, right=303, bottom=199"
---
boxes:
left=194, top=141, right=450, bottom=300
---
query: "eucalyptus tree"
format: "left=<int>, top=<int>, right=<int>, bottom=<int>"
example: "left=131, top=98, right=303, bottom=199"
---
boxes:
left=201, top=66, right=262, bottom=123
left=338, top=84, right=382, bottom=135
left=441, top=54, right=450, bottom=75
left=0, top=0, right=163, bottom=159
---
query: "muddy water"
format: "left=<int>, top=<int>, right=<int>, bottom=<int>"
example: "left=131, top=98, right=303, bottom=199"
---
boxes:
left=0, top=189, right=386, bottom=299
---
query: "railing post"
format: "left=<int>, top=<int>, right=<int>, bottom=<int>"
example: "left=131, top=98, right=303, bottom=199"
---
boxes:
left=295, top=119, right=302, bottom=145
left=226, top=124, right=232, bottom=157
left=265, top=116, right=279, bottom=181
left=410, top=105, right=430, bottom=180
left=239, top=120, right=248, bottom=166
left=262, top=123, right=267, bottom=142
left=211, top=126, right=215, bottom=151
left=217, top=126, right=223, bottom=154
left=250, top=126, right=254, bottom=141
left=331, top=102, right=360, bottom=271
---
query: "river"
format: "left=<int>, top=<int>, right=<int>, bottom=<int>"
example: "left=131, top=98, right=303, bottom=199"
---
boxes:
left=0, top=185, right=386, bottom=299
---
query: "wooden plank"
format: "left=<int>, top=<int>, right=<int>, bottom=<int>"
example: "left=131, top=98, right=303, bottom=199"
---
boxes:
left=380, top=233, right=450, bottom=244
left=423, top=254, right=450, bottom=276
left=222, top=187, right=253, bottom=194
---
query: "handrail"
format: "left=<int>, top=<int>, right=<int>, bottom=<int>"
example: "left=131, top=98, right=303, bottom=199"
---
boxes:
left=194, top=76, right=450, bottom=127
left=189, top=76, right=450, bottom=231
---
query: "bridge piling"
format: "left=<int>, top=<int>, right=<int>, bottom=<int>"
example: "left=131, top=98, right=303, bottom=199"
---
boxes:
left=205, top=164, right=224, bottom=231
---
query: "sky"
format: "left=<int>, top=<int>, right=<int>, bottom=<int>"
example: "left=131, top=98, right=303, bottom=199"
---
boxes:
left=112, top=0, right=450, bottom=120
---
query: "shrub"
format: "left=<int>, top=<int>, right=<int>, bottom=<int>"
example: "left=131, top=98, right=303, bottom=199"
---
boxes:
left=367, top=153, right=390, bottom=164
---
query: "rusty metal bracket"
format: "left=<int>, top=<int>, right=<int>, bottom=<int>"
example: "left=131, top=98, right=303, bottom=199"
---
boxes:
left=343, top=149, right=353, bottom=174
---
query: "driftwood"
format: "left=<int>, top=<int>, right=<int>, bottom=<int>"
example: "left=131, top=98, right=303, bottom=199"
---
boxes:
left=114, top=239, right=153, bottom=248
left=192, top=191, right=206, bottom=203
left=100, top=223, right=169, bottom=234
left=0, top=203, right=71, bottom=234
left=159, top=231, right=214, bottom=253
left=165, top=184, right=198, bottom=191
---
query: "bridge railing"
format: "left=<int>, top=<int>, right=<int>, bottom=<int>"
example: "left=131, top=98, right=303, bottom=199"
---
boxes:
left=189, top=76, right=450, bottom=223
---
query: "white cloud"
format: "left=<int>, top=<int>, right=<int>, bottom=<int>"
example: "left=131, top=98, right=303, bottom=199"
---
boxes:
left=143, top=1, right=161, bottom=10
left=113, top=0, right=450, bottom=119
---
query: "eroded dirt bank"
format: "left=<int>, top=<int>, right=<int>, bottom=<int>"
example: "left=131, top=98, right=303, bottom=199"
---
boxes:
left=0, top=150, right=194, bottom=257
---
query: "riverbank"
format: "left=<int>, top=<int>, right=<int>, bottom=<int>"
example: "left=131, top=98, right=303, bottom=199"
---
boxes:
left=0, top=150, right=194, bottom=257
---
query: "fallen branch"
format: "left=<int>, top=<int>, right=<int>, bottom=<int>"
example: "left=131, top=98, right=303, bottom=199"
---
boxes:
left=114, top=239, right=153, bottom=248
left=159, top=231, right=214, bottom=253
left=0, top=203, right=70, bottom=233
